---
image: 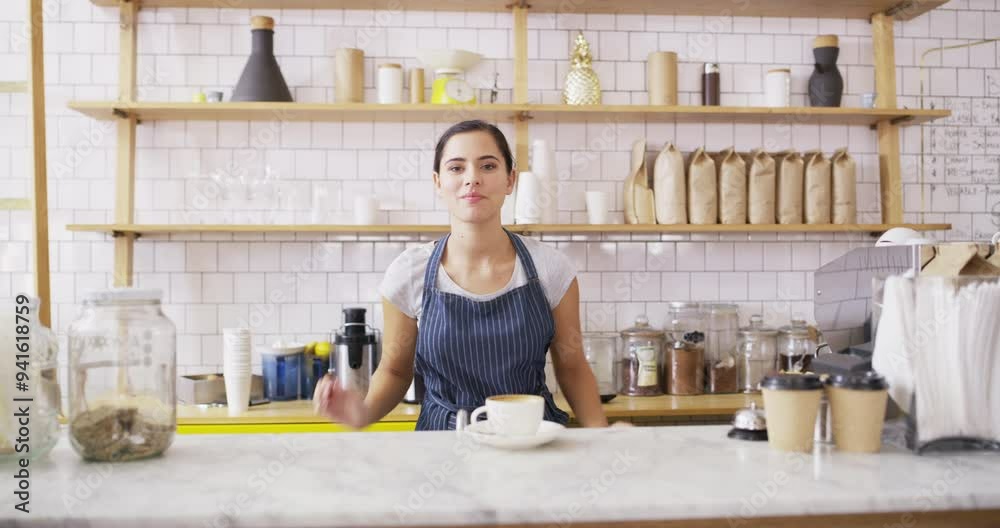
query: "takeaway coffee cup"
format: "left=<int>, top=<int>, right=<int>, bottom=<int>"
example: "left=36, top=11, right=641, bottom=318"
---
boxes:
left=761, top=374, right=824, bottom=452
left=825, top=372, right=889, bottom=453
left=470, top=394, right=544, bottom=436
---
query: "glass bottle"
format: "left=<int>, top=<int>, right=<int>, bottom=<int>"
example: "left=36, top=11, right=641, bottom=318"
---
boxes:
left=68, top=289, right=177, bottom=462
left=737, top=315, right=778, bottom=393
left=1, top=296, right=60, bottom=463
left=583, top=333, right=617, bottom=399
left=704, top=304, right=740, bottom=393
left=616, top=315, right=664, bottom=396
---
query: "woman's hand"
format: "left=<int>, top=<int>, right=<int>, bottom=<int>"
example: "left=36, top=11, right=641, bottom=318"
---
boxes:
left=312, top=374, right=369, bottom=429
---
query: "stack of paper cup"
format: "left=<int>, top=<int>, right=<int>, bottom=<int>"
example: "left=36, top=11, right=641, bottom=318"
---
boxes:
left=223, top=328, right=253, bottom=417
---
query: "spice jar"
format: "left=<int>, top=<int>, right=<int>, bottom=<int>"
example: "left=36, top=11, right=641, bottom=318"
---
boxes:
left=703, top=304, right=740, bottom=394
left=1, top=296, right=60, bottom=463
left=616, top=315, right=665, bottom=396
left=68, top=288, right=177, bottom=462
left=776, top=319, right=821, bottom=373
left=583, top=333, right=617, bottom=399
left=737, top=315, right=778, bottom=393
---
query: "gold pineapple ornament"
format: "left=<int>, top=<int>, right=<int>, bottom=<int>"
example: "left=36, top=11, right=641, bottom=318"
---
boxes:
left=563, top=32, right=602, bottom=105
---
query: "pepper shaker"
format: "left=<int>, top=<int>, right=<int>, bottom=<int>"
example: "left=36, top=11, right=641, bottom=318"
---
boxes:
left=702, top=63, right=720, bottom=106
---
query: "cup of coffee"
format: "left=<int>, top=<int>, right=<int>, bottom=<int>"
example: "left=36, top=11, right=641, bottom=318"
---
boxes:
left=825, top=372, right=889, bottom=453
left=760, top=374, right=824, bottom=452
left=470, top=394, right=544, bottom=436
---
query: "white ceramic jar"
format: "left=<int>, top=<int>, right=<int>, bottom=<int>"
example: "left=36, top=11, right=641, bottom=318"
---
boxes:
left=765, top=68, right=791, bottom=107
left=377, top=63, right=403, bottom=104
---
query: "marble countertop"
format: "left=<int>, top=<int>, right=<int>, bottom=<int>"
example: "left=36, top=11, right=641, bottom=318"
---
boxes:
left=5, top=426, right=1000, bottom=527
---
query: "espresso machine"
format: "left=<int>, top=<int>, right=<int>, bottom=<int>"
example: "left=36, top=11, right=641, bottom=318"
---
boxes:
left=331, top=307, right=381, bottom=396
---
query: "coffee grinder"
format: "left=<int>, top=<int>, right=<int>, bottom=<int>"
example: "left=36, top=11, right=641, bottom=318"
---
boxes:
left=331, top=307, right=381, bottom=396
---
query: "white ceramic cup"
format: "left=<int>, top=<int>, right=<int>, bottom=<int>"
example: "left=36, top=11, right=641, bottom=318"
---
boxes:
left=585, top=191, right=611, bottom=224
left=353, top=195, right=379, bottom=225
left=470, top=394, right=544, bottom=436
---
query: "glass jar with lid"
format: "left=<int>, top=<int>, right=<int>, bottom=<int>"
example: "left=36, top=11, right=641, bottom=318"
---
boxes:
left=736, top=315, right=778, bottom=393
left=664, top=303, right=706, bottom=395
left=68, top=288, right=177, bottom=462
left=583, top=333, right=618, bottom=401
left=616, top=315, right=664, bottom=396
left=1, top=296, right=60, bottom=463
left=776, top=319, right=822, bottom=373
left=703, top=303, right=740, bottom=393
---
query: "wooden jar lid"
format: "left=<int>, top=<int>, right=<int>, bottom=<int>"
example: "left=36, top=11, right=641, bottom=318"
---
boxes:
left=813, top=34, right=839, bottom=48
left=251, top=16, right=275, bottom=30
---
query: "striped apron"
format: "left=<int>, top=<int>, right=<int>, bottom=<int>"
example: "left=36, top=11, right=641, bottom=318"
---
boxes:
left=414, top=229, right=569, bottom=431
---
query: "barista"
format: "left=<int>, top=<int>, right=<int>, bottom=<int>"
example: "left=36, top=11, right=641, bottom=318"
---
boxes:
left=314, top=120, right=608, bottom=431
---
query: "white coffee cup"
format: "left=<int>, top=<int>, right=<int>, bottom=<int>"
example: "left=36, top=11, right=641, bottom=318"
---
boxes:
left=585, top=191, right=611, bottom=224
left=470, top=394, right=544, bottom=436
left=353, top=195, right=379, bottom=225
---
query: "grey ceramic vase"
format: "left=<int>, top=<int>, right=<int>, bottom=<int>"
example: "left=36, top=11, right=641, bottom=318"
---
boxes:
left=808, top=35, right=843, bottom=107
left=231, top=16, right=293, bottom=102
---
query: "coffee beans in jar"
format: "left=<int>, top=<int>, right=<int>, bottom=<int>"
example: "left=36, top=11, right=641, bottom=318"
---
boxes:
left=616, top=315, right=665, bottom=396
left=667, top=340, right=704, bottom=395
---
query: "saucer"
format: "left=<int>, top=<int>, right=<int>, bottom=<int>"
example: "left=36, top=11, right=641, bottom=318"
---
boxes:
left=463, top=420, right=564, bottom=450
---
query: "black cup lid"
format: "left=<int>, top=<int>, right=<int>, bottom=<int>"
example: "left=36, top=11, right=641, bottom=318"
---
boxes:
left=760, top=373, right=823, bottom=391
left=826, top=371, right=889, bottom=391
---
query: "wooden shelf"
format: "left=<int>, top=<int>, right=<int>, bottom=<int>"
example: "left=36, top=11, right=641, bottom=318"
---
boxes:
left=0, top=198, right=32, bottom=210
left=0, top=81, right=27, bottom=94
left=67, top=223, right=952, bottom=236
left=67, top=101, right=950, bottom=127
left=88, top=0, right=945, bottom=20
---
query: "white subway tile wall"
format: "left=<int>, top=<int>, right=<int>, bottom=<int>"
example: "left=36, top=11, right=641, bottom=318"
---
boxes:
left=0, top=2, right=998, bottom=374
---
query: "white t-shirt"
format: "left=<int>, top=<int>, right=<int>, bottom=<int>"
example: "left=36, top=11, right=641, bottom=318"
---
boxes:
left=378, top=235, right=577, bottom=320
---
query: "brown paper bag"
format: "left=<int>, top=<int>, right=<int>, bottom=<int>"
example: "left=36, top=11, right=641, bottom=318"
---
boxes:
left=747, top=149, right=776, bottom=225
left=922, top=244, right=1000, bottom=276
left=717, top=148, right=747, bottom=224
left=688, top=147, right=717, bottom=225
left=831, top=148, right=857, bottom=224
left=625, top=139, right=656, bottom=224
left=653, top=142, right=687, bottom=224
left=804, top=151, right=832, bottom=224
left=775, top=151, right=804, bottom=224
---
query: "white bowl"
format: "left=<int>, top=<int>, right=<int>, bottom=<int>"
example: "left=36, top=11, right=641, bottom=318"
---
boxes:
left=415, top=49, right=483, bottom=73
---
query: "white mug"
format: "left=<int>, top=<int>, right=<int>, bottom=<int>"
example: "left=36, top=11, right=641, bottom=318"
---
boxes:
left=353, top=195, right=379, bottom=225
left=585, top=191, right=611, bottom=224
left=470, top=394, right=544, bottom=436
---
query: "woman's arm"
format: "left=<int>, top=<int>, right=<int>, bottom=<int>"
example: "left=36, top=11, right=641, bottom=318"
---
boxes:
left=549, top=279, right=608, bottom=427
left=361, top=297, right=420, bottom=423
left=314, top=297, right=417, bottom=428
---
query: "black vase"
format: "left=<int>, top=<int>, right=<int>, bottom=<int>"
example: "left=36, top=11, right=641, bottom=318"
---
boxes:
left=231, top=16, right=293, bottom=102
left=808, top=45, right=843, bottom=107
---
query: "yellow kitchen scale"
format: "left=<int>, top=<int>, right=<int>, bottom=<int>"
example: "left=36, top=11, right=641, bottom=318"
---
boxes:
left=416, top=49, right=483, bottom=104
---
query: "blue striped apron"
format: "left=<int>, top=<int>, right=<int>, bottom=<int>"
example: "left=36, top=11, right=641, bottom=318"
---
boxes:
left=414, top=229, right=569, bottom=431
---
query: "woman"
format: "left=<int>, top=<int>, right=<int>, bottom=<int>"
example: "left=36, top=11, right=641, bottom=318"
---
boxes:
left=314, top=120, right=608, bottom=431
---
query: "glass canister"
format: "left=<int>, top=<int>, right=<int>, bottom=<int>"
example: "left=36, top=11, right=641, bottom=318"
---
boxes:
left=736, top=315, right=778, bottom=393
left=703, top=304, right=740, bottom=394
left=616, top=315, right=664, bottom=396
left=1, top=296, right=60, bottom=463
left=776, top=319, right=820, bottom=373
left=583, top=333, right=617, bottom=399
left=664, top=303, right=705, bottom=395
left=68, top=289, right=176, bottom=462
